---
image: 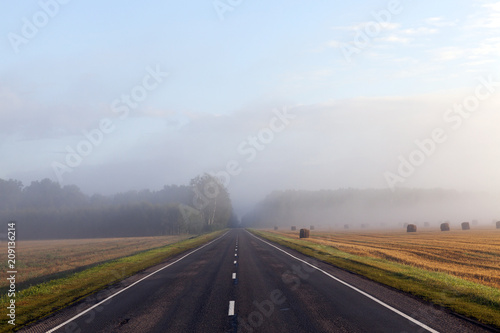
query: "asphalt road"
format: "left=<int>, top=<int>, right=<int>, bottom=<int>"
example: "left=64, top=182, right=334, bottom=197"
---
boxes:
left=22, top=229, right=496, bottom=333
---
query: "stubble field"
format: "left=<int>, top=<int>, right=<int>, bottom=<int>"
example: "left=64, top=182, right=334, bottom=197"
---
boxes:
left=0, top=235, right=190, bottom=290
left=271, top=228, right=500, bottom=289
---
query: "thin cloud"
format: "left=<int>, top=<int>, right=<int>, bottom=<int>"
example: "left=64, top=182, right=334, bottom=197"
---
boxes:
left=401, top=27, right=439, bottom=35
left=425, top=17, right=458, bottom=27
left=483, top=1, right=500, bottom=12
left=331, top=22, right=400, bottom=31
left=431, top=46, right=466, bottom=62
left=465, top=1, right=500, bottom=29
left=375, top=35, right=411, bottom=43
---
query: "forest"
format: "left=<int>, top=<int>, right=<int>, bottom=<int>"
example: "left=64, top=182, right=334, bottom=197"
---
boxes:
left=242, top=188, right=500, bottom=229
left=0, top=174, right=237, bottom=239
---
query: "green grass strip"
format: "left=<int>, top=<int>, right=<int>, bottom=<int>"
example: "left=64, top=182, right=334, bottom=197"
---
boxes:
left=0, top=230, right=225, bottom=332
left=249, top=229, right=500, bottom=329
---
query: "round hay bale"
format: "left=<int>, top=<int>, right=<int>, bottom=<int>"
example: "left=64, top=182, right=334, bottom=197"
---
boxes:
left=407, top=224, right=417, bottom=232
left=361, top=224, right=367, bottom=229
left=299, top=228, right=310, bottom=238
left=496, top=221, right=500, bottom=229
left=291, top=226, right=296, bottom=231
left=440, top=223, right=450, bottom=231
left=344, top=224, right=349, bottom=229
left=424, top=222, right=430, bottom=227
left=274, top=226, right=278, bottom=230
left=461, top=222, right=470, bottom=230
left=310, top=225, right=315, bottom=230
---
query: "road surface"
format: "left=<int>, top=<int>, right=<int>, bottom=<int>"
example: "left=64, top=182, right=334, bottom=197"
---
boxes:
left=22, top=229, right=496, bottom=333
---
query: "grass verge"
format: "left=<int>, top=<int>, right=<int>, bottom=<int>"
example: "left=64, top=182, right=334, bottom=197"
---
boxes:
left=249, top=229, right=500, bottom=329
left=1, top=230, right=225, bottom=332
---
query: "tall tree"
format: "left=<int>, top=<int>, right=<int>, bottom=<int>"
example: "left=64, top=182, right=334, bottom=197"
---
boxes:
left=189, top=173, right=232, bottom=228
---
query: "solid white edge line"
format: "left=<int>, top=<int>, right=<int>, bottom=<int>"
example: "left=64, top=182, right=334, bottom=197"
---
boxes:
left=46, top=231, right=229, bottom=333
left=228, top=300, right=235, bottom=316
left=246, top=231, right=440, bottom=333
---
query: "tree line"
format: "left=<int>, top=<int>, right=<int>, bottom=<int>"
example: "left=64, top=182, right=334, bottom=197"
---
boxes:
left=0, top=175, right=237, bottom=240
left=241, top=188, right=499, bottom=228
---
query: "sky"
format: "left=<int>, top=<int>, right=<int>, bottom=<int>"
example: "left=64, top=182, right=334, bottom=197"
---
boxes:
left=1, top=0, right=500, bottom=214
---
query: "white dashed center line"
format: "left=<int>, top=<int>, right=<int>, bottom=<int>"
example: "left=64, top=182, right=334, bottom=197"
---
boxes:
left=228, top=236, right=239, bottom=318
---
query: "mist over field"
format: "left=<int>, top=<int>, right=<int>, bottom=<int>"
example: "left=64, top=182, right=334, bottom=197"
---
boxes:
left=241, top=188, right=500, bottom=229
left=1, top=1, right=500, bottom=228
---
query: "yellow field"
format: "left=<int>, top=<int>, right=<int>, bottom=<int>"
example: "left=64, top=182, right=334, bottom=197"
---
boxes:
left=0, top=235, right=190, bottom=289
left=271, top=229, right=500, bottom=289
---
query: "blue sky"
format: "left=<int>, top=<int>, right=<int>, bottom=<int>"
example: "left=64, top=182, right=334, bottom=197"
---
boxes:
left=1, top=0, right=500, bottom=212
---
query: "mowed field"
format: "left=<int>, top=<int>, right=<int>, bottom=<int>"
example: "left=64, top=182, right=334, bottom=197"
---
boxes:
left=0, top=235, right=190, bottom=290
left=269, top=228, right=500, bottom=289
